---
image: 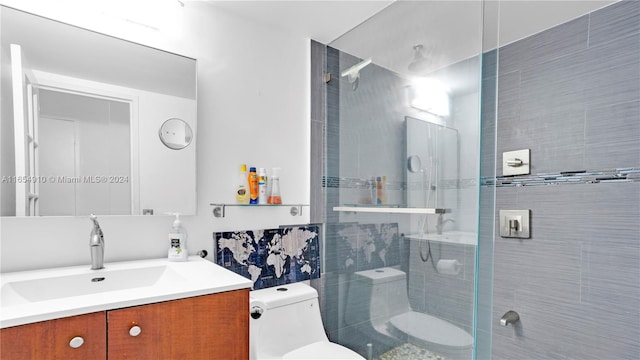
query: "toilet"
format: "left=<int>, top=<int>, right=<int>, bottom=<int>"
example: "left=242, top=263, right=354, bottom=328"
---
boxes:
left=345, top=267, right=473, bottom=359
left=250, top=282, right=365, bottom=360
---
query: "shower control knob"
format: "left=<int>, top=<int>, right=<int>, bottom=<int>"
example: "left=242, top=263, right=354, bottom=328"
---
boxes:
left=250, top=306, right=263, bottom=319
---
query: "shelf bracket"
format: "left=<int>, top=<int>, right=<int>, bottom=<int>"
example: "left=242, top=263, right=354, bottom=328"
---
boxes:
left=212, top=204, right=226, bottom=218
left=290, top=205, right=303, bottom=216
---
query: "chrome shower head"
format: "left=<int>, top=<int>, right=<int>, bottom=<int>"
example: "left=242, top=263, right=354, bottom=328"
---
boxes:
left=408, top=44, right=430, bottom=73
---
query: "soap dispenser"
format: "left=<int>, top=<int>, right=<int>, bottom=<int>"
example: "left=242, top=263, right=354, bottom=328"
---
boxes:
left=168, top=213, right=188, bottom=261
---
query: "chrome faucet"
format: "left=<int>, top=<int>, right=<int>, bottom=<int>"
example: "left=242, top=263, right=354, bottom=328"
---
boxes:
left=500, top=310, right=520, bottom=326
left=89, top=214, right=104, bottom=270
left=436, top=214, right=455, bottom=235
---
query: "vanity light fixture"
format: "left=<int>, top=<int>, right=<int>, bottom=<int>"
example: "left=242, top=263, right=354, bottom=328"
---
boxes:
left=99, top=0, right=184, bottom=33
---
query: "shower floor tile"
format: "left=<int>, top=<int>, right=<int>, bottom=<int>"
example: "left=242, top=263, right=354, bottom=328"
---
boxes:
left=377, top=343, right=449, bottom=360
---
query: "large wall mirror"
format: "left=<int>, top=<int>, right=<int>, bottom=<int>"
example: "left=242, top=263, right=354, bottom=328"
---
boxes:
left=0, top=6, right=197, bottom=217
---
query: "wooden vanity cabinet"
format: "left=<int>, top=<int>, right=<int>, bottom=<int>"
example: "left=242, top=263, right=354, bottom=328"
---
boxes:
left=0, top=289, right=249, bottom=360
left=107, top=289, right=249, bottom=360
left=0, top=311, right=107, bottom=360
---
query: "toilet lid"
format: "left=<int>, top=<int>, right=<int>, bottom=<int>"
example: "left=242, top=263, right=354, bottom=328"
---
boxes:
left=283, top=341, right=364, bottom=359
left=389, top=311, right=473, bottom=348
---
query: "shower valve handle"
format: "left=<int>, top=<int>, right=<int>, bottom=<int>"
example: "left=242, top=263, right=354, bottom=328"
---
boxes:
left=506, top=158, right=524, bottom=167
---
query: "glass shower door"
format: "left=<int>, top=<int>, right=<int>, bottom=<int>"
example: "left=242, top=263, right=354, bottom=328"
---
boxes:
left=321, top=1, right=486, bottom=359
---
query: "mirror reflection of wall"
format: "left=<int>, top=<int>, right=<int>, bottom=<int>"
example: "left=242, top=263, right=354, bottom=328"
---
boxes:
left=405, top=116, right=459, bottom=210
left=0, top=5, right=197, bottom=217
left=38, top=89, right=131, bottom=216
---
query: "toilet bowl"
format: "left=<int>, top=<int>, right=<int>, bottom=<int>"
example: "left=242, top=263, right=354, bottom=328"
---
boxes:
left=345, top=267, right=473, bottom=359
left=250, top=282, right=365, bottom=360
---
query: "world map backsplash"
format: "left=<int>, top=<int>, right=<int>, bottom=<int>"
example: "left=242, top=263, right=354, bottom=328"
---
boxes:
left=215, top=225, right=321, bottom=290
left=334, top=222, right=400, bottom=272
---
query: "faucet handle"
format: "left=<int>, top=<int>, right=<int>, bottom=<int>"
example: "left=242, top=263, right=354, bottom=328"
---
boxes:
left=89, top=214, right=104, bottom=240
left=90, top=214, right=100, bottom=225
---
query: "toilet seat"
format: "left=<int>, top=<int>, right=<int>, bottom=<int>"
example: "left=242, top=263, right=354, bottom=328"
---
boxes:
left=389, top=311, right=473, bottom=348
left=283, top=341, right=364, bottom=359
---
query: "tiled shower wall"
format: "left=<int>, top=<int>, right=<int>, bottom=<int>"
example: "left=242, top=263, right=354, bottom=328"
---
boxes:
left=488, top=1, right=640, bottom=359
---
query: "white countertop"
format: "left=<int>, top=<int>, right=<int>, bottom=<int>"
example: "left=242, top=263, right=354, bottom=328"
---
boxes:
left=0, top=256, right=252, bottom=329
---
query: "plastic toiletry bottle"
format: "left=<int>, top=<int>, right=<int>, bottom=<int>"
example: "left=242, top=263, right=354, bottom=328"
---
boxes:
left=267, top=167, right=282, bottom=204
left=258, top=168, right=268, bottom=204
left=370, top=177, right=378, bottom=205
left=168, top=213, right=188, bottom=261
left=248, top=167, right=259, bottom=204
left=236, top=164, right=250, bottom=204
left=380, top=176, right=388, bottom=204
left=376, top=176, right=388, bottom=204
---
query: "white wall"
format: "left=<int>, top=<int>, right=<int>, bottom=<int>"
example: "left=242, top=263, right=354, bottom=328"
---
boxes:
left=0, top=1, right=310, bottom=272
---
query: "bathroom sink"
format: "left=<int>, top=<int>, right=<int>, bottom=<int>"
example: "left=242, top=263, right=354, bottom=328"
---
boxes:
left=1, top=265, right=182, bottom=306
left=0, top=257, right=252, bottom=328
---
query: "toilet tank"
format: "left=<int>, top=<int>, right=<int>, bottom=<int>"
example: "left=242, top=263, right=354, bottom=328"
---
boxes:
left=250, top=283, right=329, bottom=359
left=345, top=267, right=411, bottom=328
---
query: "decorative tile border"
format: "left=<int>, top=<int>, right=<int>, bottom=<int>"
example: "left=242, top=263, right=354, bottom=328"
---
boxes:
left=322, top=176, right=476, bottom=190
left=483, top=167, right=640, bottom=188
left=321, top=168, right=639, bottom=191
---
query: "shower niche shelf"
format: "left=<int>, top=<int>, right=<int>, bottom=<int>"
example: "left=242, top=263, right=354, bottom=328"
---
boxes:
left=333, top=206, right=450, bottom=215
left=210, top=203, right=308, bottom=218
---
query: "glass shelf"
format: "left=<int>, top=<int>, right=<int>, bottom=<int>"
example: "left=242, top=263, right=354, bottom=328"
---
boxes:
left=405, top=231, right=477, bottom=246
left=210, top=203, right=309, bottom=218
left=333, top=206, right=449, bottom=214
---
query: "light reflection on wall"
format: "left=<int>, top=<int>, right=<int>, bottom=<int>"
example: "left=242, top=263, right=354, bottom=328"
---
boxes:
left=409, top=78, right=450, bottom=117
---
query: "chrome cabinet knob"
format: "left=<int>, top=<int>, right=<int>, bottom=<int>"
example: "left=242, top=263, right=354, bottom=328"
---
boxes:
left=69, top=336, right=84, bottom=348
left=129, top=325, right=142, bottom=337
left=250, top=306, right=263, bottom=319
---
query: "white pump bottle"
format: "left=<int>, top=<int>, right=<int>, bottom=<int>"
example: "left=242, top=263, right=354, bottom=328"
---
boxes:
left=168, top=213, right=188, bottom=261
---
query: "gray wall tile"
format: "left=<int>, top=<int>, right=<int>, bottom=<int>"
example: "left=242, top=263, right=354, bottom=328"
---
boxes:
left=499, top=15, right=588, bottom=75
left=585, top=100, right=640, bottom=169
left=491, top=1, right=640, bottom=359
left=589, top=0, right=640, bottom=47
left=492, top=184, right=640, bottom=359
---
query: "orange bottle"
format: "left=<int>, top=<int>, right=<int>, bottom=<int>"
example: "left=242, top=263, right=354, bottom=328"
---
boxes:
left=248, top=167, right=259, bottom=204
left=267, top=167, right=282, bottom=204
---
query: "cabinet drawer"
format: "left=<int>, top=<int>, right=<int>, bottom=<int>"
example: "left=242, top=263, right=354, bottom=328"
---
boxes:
left=107, top=289, right=249, bottom=360
left=0, top=311, right=106, bottom=360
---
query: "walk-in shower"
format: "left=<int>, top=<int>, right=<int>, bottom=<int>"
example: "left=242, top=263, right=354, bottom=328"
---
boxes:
left=318, top=1, right=485, bottom=359
left=314, top=1, right=640, bottom=359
